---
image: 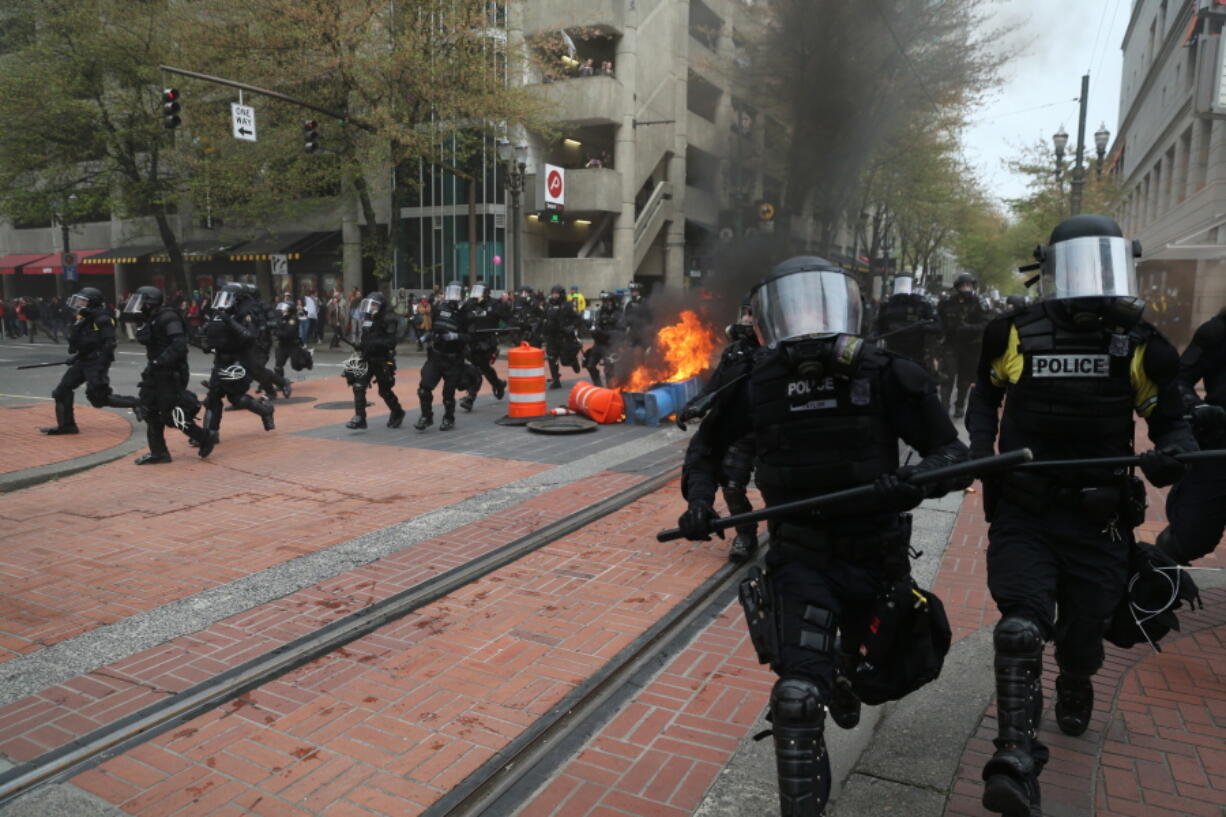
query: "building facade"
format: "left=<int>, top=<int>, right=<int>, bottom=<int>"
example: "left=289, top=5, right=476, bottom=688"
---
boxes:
left=1116, top=0, right=1226, bottom=345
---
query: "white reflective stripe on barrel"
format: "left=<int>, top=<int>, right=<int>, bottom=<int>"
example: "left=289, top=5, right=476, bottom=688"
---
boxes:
left=508, top=392, right=547, bottom=403
left=510, top=367, right=546, bottom=378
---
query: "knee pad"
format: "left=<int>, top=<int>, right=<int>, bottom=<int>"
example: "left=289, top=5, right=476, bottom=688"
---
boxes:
left=770, top=677, right=825, bottom=727
left=51, top=383, right=72, bottom=401
left=994, top=616, right=1043, bottom=658
left=85, top=385, right=111, bottom=408
left=417, top=386, right=431, bottom=400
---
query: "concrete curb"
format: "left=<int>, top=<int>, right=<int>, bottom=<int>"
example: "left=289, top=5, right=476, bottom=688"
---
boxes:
left=0, top=412, right=142, bottom=494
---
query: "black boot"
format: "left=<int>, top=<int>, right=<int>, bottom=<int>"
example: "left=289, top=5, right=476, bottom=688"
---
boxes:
left=135, top=452, right=172, bottom=465
left=138, top=421, right=172, bottom=465
left=728, top=531, right=758, bottom=563
left=386, top=408, right=405, bottom=428
left=250, top=397, right=275, bottom=431
left=40, top=394, right=79, bottom=434
left=588, top=370, right=602, bottom=387
left=460, top=394, right=475, bottom=412
left=770, top=678, right=831, bottom=817
left=192, top=425, right=216, bottom=459
left=348, top=388, right=368, bottom=429
left=346, top=415, right=367, bottom=429
left=1054, top=671, right=1093, bottom=736
left=440, top=400, right=456, bottom=431
left=493, top=379, right=506, bottom=400
left=414, top=414, right=433, bottom=430
left=549, top=378, right=562, bottom=390
left=983, top=617, right=1045, bottom=817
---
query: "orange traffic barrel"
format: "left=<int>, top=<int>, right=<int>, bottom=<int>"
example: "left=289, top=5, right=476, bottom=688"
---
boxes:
left=507, top=342, right=547, bottom=418
left=568, top=381, right=625, bottom=424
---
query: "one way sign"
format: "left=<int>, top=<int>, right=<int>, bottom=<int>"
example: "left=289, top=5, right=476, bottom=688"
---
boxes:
left=230, top=103, right=257, bottom=142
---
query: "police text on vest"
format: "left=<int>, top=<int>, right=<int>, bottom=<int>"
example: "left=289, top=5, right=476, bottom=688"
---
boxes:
left=1031, top=354, right=1110, bottom=377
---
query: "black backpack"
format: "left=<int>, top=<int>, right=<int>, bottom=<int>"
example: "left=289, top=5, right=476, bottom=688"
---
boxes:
left=1104, top=540, right=1202, bottom=652
left=848, top=577, right=952, bottom=706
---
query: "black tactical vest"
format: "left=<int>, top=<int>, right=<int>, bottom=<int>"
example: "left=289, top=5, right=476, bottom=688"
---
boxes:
left=750, top=346, right=896, bottom=506
left=1002, top=304, right=1137, bottom=454
left=70, top=308, right=108, bottom=355
left=1198, top=313, right=1226, bottom=407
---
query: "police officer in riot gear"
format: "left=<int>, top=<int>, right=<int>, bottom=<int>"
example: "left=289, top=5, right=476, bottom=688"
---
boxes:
left=123, top=287, right=213, bottom=463
left=417, top=281, right=469, bottom=431
left=39, top=287, right=140, bottom=434
left=623, top=281, right=652, bottom=350
left=1004, top=293, right=1029, bottom=312
left=512, top=285, right=543, bottom=346
left=966, top=215, right=1197, bottom=817
left=938, top=272, right=991, bottom=417
left=876, top=275, right=941, bottom=376
left=542, top=284, right=581, bottom=389
left=272, top=301, right=312, bottom=384
left=583, top=291, right=623, bottom=387
left=343, top=291, right=405, bottom=430
left=678, top=258, right=969, bottom=817
left=201, top=283, right=275, bottom=439
left=459, top=282, right=508, bottom=412
left=242, top=285, right=290, bottom=400
left=1153, top=307, right=1226, bottom=565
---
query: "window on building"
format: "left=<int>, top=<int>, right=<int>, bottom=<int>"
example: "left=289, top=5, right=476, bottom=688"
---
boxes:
left=689, top=0, right=723, bottom=52
left=1163, top=146, right=1175, bottom=211
left=1148, top=18, right=1157, bottom=66
left=1178, top=126, right=1192, bottom=203
left=687, top=70, right=721, bottom=123
left=1152, top=160, right=1163, bottom=216
left=1188, top=39, right=1198, bottom=91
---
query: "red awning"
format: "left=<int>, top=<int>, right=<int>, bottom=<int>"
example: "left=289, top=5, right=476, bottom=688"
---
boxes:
left=0, top=253, right=54, bottom=275
left=31, top=249, right=114, bottom=276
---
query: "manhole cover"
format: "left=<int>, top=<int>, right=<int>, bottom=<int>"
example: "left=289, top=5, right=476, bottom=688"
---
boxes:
left=495, top=414, right=549, bottom=426
left=527, top=416, right=598, bottom=435
left=315, top=401, right=373, bottom=410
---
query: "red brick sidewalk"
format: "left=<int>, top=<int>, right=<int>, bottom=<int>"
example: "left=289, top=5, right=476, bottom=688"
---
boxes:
left=0, top=403, right=131, bottom=475
left=0, top=373, right=549, bottom=661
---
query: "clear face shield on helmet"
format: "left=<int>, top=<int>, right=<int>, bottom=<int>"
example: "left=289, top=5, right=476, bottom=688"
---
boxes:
left=212, top=290, right=237, bottom=311
left=892, top=277, right=914, bottom=296
left=1041, top=235, right=1140, bottom=301
left=123, top=292, right=151, bottom=317
left=470, top=284, right=487, bottom=301
left=751, top=268, right=863, bottom=346
left=358, top=297, right=383, bottom=317
left=276, top=302, right=292, bottom=316
left=66, top=293, right=92, bottom=312
left=444, top=283, right=463, bottom=303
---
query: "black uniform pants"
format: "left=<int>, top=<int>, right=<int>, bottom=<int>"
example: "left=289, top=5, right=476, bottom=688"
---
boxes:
left=987, top=500, right=1129, bottom=677
left=583, top=342, right=617, bottom=386
left=248, top=346, right=286, bottom=395
left=139, top=368, right=204, bottom=456
left=465, top=342, right=502, bottom=397
left=418, top=351, right=466, bottom=418
left=718, top=437, right=756, bottom=537
left=204, top=356, right=263, bottom=431
left=544, top=332, right=579, bottom=383
left=345, top=358, right=401, bottom=418
left=764, top=525, right=894, bottom=700
left=1165, top=460, right=1226, bottom=562
left=51, top=358, right=138, bottom=426
left=274, top=340, right=310, bottom=377
left=940, top=342, right=979, bottom=414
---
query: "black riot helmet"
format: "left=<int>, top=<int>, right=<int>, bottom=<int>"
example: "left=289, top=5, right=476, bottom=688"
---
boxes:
left=66, top=287, right=104, bottom=313
left=1005, top=293, right=1028, bottom=311
left=275, top=301, right=293, bottom=317
left=953, top=272, right=977, bottom=295
left=751, top=257, right=864, bottom=379
left=358, top=291, right=387, bottom=317
left=443, top=280, right=463, bottom=304
left=124, top=285, right=164, bottom=319
left=470, top=281, right=488, bottom=302
left=549, top=284, right=565, bottom=303
left=629, top=281, right=643, bottom=301
left=211, top=282, right=246, bottom=313
left=1036, top=214, right=1144, bottom=331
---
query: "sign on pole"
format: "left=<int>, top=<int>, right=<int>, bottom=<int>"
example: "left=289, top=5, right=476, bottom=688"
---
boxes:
left=230, top=103, right=257, bottom=142
left=65, top=265, right=78, bottom=282
left=271, top=254, right=289, bottom=277
left=543, top=164, right=565, bottom=210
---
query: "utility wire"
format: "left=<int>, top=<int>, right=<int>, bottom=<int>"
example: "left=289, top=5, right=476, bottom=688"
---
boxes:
left=1093, top=0, right=1127, bottom=84
left=1088, top=3, right=1110, bottom=76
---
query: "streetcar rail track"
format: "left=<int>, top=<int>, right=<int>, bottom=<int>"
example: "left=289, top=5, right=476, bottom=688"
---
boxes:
left=0, top=460, right=686, bottom=808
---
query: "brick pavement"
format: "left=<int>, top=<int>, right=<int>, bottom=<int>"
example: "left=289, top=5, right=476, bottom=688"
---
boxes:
left=0, top=467, right=653, bottom=763
left=57, top=478, right=733, bottom=817
left=0, top=403, right=131, bottom=475
left=0, top=370, right=558, bottom=662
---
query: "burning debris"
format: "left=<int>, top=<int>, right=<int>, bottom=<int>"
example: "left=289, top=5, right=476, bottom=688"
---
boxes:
left=617, top=309, right=723, bottom=393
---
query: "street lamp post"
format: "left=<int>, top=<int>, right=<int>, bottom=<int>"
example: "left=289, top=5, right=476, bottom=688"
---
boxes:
left=1069, top=73, right=1090, bottom=216
left=55, top=193, right=78, bottom=300
left=1053, top=125, right=1069, bottom=215
left=1095, top=123, right=1111, bottom=176
left=497, top=138, right=528, bottom=291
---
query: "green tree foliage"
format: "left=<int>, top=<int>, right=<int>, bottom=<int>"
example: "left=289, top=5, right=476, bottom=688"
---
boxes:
left=0, top=0, right=192, bottom=292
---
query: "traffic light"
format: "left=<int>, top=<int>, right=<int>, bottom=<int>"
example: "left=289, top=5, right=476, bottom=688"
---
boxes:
left=162, top=88, right=181, bottom=129
left=303, top=120, right=319, bottom=153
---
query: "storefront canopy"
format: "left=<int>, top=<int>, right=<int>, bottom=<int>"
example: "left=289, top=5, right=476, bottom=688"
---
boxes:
left=0, top=253, right=53, bottom=275
left=228, top=232, right=317, bottom=261
left=28, top=249, right=115, bottom=276
left=149, top=239, right=249, bottom=263
left=82, top=244, right=165, bottom=264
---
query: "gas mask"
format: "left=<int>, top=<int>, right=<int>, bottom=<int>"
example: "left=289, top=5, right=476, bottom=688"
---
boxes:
left=783, top=334, right=864, bottom=381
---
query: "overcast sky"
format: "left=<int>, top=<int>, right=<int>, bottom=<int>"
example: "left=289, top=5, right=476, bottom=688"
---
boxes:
left=962, top=0, right=1132, bottom=207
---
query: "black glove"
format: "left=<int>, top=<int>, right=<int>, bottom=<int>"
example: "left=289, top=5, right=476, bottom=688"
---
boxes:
left=874, top=467, right=925, bottom=512
left=969, top=440, right=995, bottom=460
left=678, top=499, right=723, bottom=541
left=1139, top=446, right=1186, bottom=488
left=1189, top=403, right=1226, bottom=443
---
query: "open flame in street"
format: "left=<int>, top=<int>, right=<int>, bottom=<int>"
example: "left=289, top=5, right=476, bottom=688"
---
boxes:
left=619, top=309, right=721, bottom=393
